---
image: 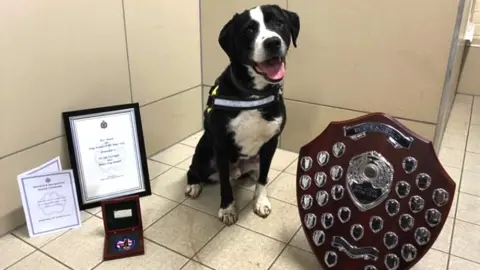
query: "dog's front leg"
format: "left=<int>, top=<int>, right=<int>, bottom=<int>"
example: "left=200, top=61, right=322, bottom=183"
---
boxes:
left=215, top=149, right=237, bottom=225
left=254, top=136, right=278, bottom=218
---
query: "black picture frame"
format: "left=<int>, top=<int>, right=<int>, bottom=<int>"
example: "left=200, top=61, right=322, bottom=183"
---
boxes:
left=63, top=103, right=151, bottom=210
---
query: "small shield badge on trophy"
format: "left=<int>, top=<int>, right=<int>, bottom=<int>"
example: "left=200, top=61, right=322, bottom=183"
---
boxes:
left=296, top=113, right=456, bottom=270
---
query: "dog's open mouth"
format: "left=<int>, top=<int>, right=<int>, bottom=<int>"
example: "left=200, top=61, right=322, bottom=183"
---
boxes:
left=253, top=57, right=286, bottom=82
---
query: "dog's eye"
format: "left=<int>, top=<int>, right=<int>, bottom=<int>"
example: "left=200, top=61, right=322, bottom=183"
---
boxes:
left=244, top=25, right=255, bottom=35
left=272, top=19, right=284, bottom=27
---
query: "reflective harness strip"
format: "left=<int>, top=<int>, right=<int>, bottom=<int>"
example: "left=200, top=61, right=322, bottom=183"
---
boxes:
left=205, top=85, right=280, bottom=113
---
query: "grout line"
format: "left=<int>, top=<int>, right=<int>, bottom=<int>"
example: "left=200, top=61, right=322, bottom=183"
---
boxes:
left=452, top=217, right=480, bottom=228
left=140, top=84, right=201, bottom=108
left=144, top=234, right=198, bottom=261
left=0, top=85, right=202, bottom=161
left=0, top=135, right=63, bottom=161
left=202, top=84, right=437, bottom=125
left=449, top=254, right=480, bottom=265
left=121, top=0, right=134, bottom=103
left=181, top=260, right=215, bottom=270
left=37, top=249, right=75, bottom=269
left=284, top=97, right=437, bottom=125
left=445, top=95, right=474, bottom=266
left=147, top=129, right=200, bottom=159
left=4, top=249, right=37, bottom=270
left=457, top=190, right=480, bottom=198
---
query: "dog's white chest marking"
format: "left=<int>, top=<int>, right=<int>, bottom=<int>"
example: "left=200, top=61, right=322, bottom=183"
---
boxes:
left=228, top=110, right=283, bottom=157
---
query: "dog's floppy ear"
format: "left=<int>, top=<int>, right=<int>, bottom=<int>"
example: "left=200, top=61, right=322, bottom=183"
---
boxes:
left=218, top=14, right=238, bottom=59
left=283, top=10, right=300, bottom=47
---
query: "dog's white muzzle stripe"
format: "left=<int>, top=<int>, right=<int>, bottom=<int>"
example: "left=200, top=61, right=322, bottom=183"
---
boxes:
left=213, top=95, right=276, bottom=108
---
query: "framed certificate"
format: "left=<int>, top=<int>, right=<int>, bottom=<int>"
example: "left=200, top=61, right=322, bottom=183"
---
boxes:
left=63, top=103, right=151, bottom=210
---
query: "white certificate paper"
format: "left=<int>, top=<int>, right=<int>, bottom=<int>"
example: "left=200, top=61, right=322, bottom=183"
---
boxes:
left=17, top=170, right=82, bottom=237
left=20, top=156, right=62, bottom=176
left=69, top=109, right=145, bottom=204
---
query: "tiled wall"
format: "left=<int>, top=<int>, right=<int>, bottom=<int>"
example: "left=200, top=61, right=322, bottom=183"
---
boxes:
left=200, top=0, right=463, bottom=152
left=473, top=0, right=480, bottom=40
left=0, top=0, right=202, bottom=235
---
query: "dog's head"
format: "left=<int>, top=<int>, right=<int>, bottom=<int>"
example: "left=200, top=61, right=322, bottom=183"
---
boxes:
left=219, top=5, right=300, bottom=88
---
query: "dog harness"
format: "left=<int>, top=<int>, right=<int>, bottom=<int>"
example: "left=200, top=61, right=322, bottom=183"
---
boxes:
left=205, top=66, right=283, bottom=114
left=205, top=85, right=281, bottom=113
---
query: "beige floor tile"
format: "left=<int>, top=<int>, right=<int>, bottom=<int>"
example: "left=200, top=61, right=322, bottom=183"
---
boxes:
left=236, top=169, right=282, bottom=192
left=443, top=166, right=461, bottom=188
left=460, top=170, right=480, bottom=196
left=454, top=94, right=474, bottom=104
left=441, top=132, right=467, bottom=150
left=176, top=156, right=193, bottom=170
left=13, top=211, right=92, bottom=248
left=439, top=147, right=465, bottom=168
left=148, top=159, right=171, bottom=180
left=151, top=144, right=195, bottom=166
left=449, top=255, right=480, bottom=270
left=0, top=234, right=35, bottom=269
left=284, top=159, right=297, bottom=175
left=181, top=260, right=213, bottom=270
left=151, top=167, right=189, bottom=202
left=181, top=131, right=204, bottom=147
left=7, top=251, right=69, bottom=270
left=432, top=217, right=453, bottom=252
left=289, top=228, right=311, bottom=253
left=196, top=225, right=285, bottom=270
left=86, top=206, right=102, bottom=216
left=449, top=102, right=472, bottom=123
left=270, top=245, right=322, bottom=270
left=271, top=149, right=298, bottom=171
left=451, top=220, right=480, bottom=263
left=411, top=249, right=448, bottom=269
left=41, top=217, right=104, bottom=270
left=467, top=125, right=480, bottom=153
left=268, top=173, right=297, bottom=205
left=456, top=193, right=480, bottom=225
left=464, top=152, right=480, bottom=172
left=95, top=239, right=188, bottom=270
left=237, top=198, right=301, bottom=243
left=183, top=184, right=254, bottom=216
left=445, top=120, right=470, bottom=136
left=471, top=98, right=480, bottom=125
left=144, top=205, right=224, bottom=257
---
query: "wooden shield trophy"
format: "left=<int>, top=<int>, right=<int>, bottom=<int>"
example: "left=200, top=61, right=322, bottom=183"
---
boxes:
left=296, top=113, right=455, bottom=270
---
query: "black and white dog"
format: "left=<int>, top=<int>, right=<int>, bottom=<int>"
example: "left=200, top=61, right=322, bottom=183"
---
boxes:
left=185, top=5, right=300, bottom=225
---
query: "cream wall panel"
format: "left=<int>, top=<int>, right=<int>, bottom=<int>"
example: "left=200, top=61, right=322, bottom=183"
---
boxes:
left=280, top=100, right=436, bottom=152
left=0, top=0, right=131, bottom=158
left=200, top=0, right=287, bottom=85
left=203, top=86, right=210, bottom=111
left=0, top=137, right=69, bottom=236
left=457, top=46, right=480, bottom=95
left=285, top=0, right=460, bottom=123
left=125, top=0, right=201, bottom=105
left=141, top=87, right=202, bottom=156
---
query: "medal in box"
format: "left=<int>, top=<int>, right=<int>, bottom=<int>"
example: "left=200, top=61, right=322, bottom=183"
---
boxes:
left=101, top=195, right=145, bottom=260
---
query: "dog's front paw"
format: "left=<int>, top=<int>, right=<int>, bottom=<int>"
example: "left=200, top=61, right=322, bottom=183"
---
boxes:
left=254, top=196, right=272, bottom=218
left=218, top=202, right=238, bottom=225
left=185, top=184, right=202, bottom=198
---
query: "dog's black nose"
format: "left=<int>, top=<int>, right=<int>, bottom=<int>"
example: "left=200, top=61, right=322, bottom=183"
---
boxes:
left=263, top=37, right=281, bottom=51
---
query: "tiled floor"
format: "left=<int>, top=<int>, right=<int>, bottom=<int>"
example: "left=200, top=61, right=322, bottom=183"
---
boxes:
left=2, top=93, right=480, bottom=269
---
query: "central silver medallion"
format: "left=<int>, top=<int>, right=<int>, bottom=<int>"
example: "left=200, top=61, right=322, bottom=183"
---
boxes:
left=346, top=151, right=394, bottom=212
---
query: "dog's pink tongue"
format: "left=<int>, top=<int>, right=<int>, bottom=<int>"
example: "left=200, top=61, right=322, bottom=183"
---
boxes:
left=257, top=61, right=285, bottom=80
